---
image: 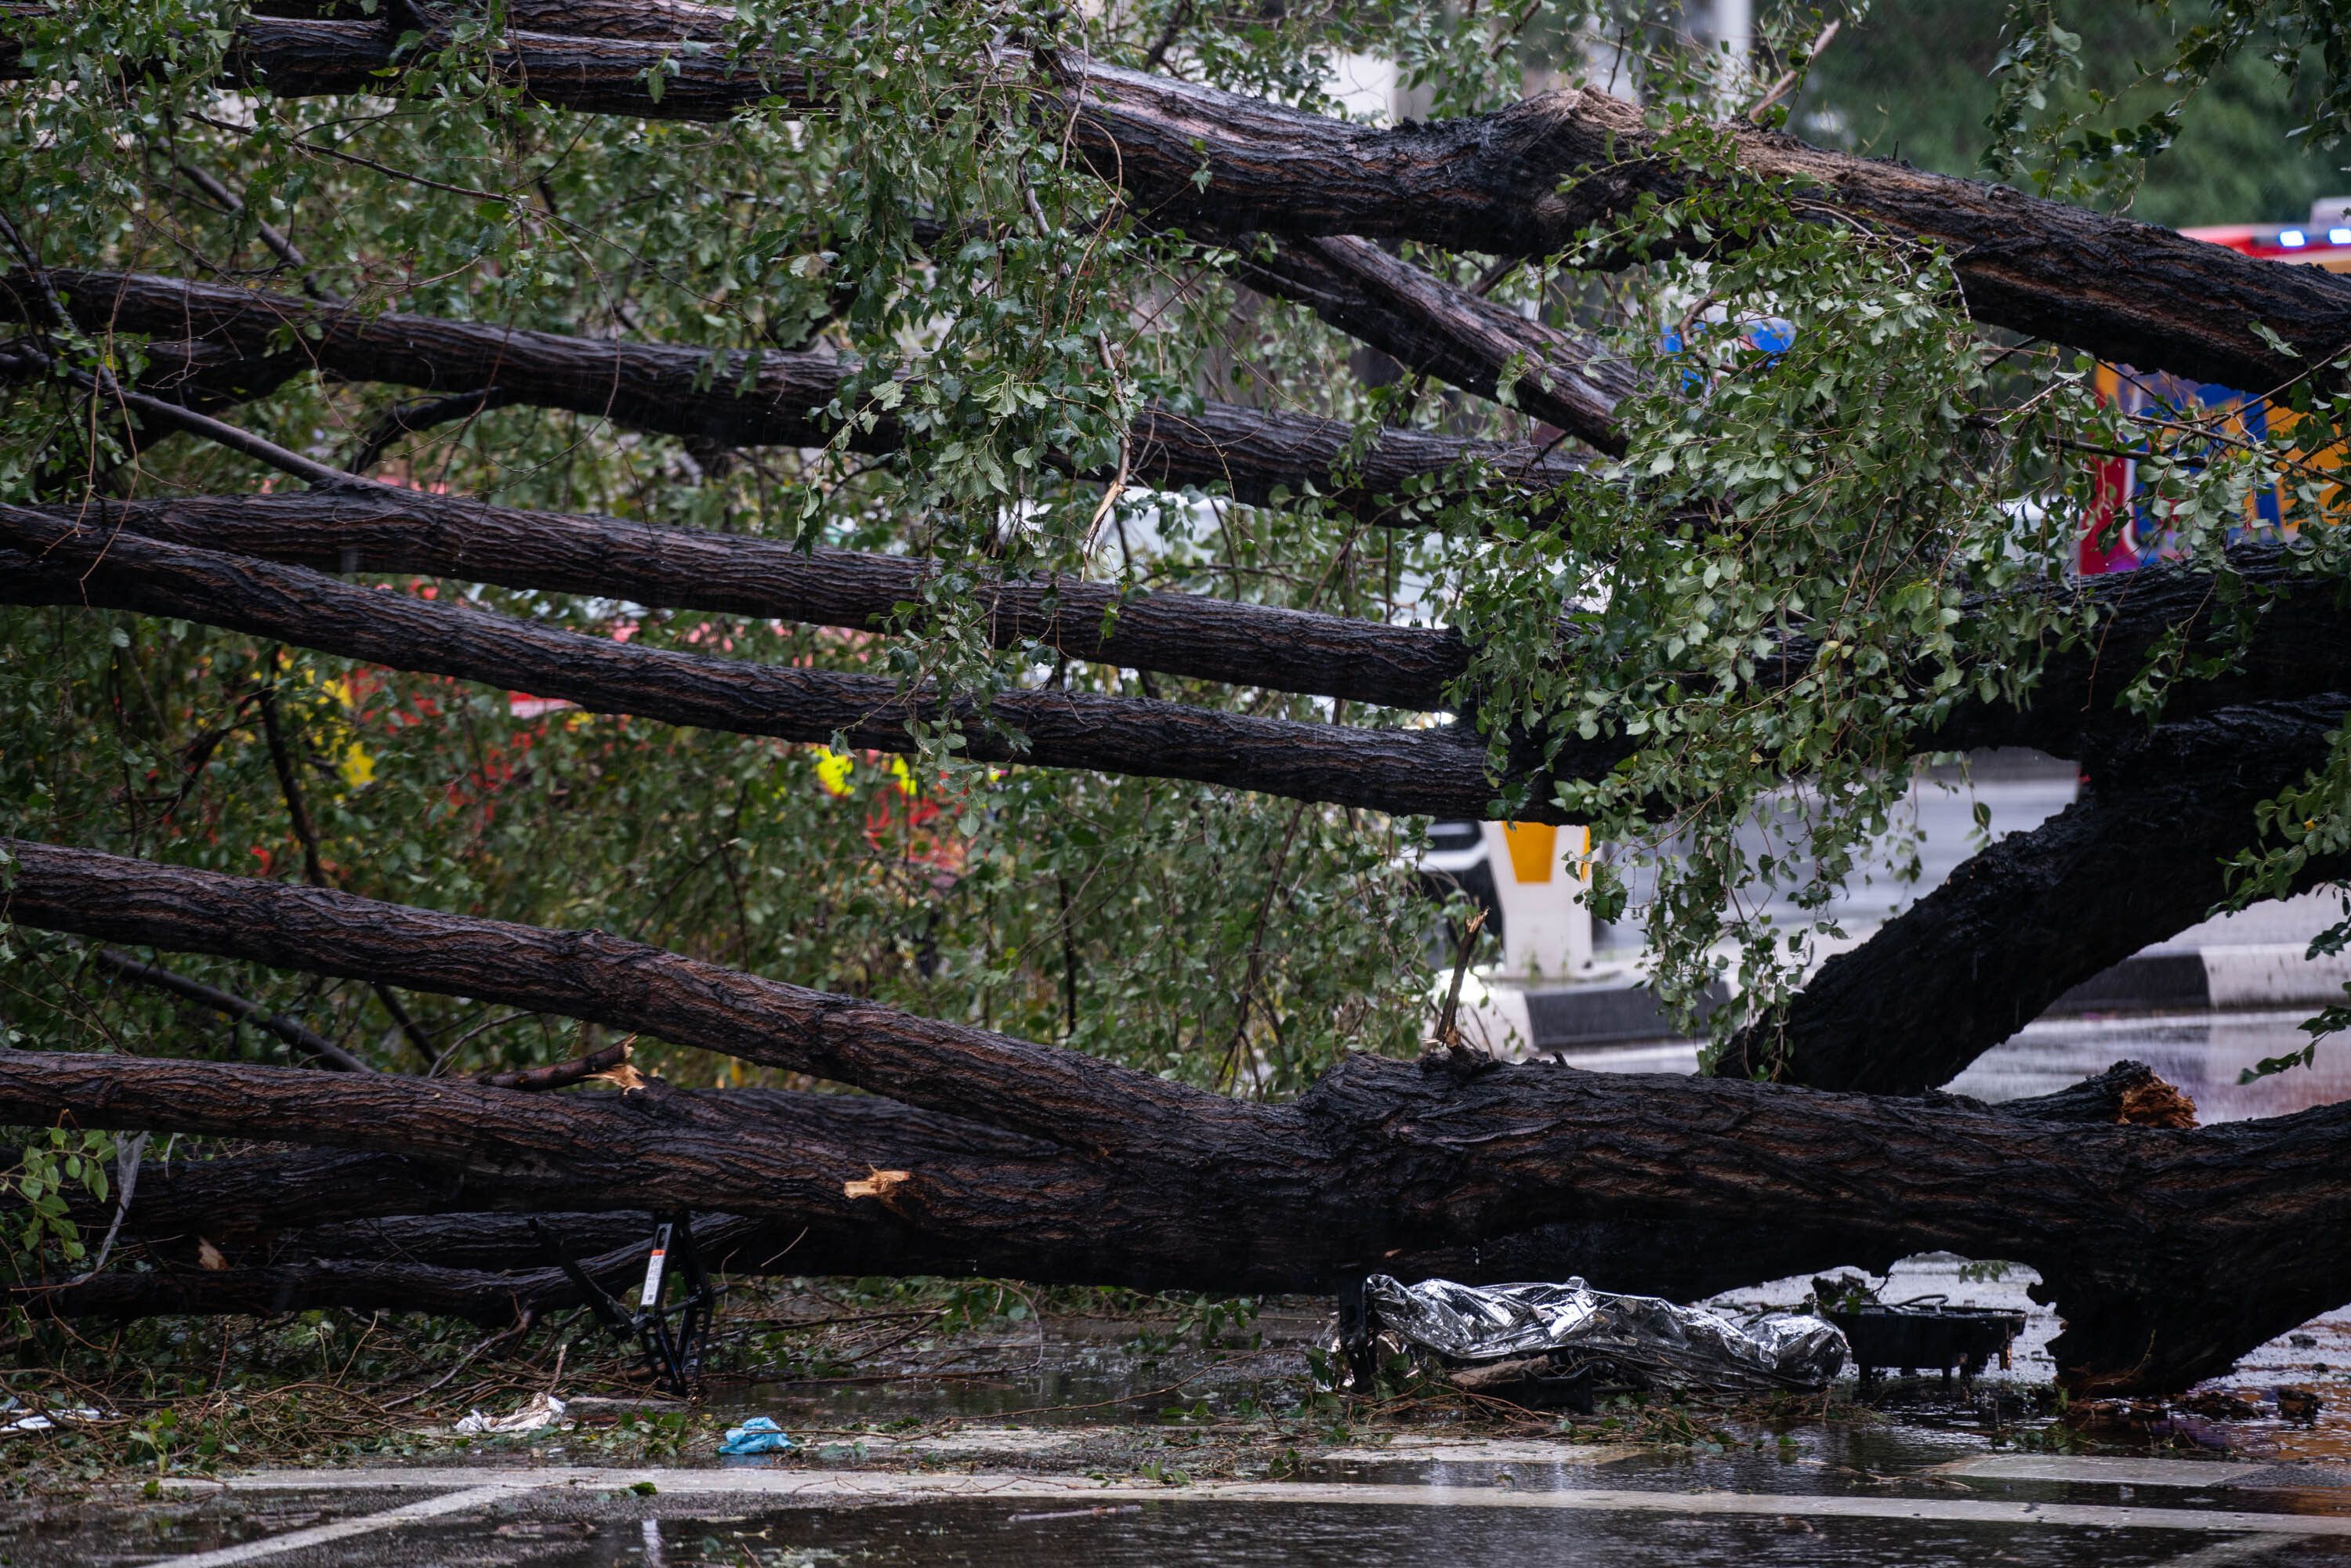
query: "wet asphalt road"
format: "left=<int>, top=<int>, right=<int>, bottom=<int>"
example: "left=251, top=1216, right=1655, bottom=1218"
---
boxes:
left=12, top=1428, right=2351, bottom=1566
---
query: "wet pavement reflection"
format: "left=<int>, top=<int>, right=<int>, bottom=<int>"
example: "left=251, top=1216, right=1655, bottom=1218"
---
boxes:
left=397, top=1497, right=2340, bottom=1568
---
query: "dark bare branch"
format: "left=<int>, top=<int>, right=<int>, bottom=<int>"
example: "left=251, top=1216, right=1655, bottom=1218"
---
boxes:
left=7, top=269, right=1587, bottom=520
left=0, top=508, right=1574, bottom=822
left=88, top=947, right=374, bottom=1072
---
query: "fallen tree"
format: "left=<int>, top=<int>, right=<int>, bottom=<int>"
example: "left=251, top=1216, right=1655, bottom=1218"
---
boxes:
left=2, top=1003, right=2343, bottom=1392
left=3, top=843, right=2341, bottom=1392
left=6, top=270, right=1586, bottom=518
left=14, top=0, right=2351, bottom=1414
left=17, top=11, right=2346, bottom=392
left=15, top=1059, right=2195, bottom=1323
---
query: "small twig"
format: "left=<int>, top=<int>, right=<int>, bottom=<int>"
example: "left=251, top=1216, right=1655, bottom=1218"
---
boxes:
left=1744, top=18, right=1840, bottom=124
left=1434, top=907, right=1488, bottom=1048
left=256, top=656, right=326, bottom=887
left=474, top=1036, right=639, bottom=1091
left=190, top=112, right=515, bottom=205
left=259, top=646, right=439, bottom=1066
left=1468, top=255, right=1521, bottom=297
left=173, top=163, right=342, bottom=302
left=47, top=352, right=371, bottom=491
left=1141, top=0, right=1193, bottom=72
left=346, top=386, right=517, bottom=474
left=382, top=1315, right=535, bottom=1410
left=91, top=947, right=373, bottom=1073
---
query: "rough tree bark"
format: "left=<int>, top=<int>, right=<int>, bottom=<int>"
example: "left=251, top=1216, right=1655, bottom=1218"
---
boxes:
left=0, top=510, right=1594, bottom=824
left=1, top=1038, right=2343, bottom=1394
left=16, top=1059, right=2195, bottom=1323
left=4, top=270, right=1587, bottom=520
left=20, top=13, right=2346, bottom=391
left=1204, top=230, right=1635, bottom=451
left=1722, top=698, right=2351, bottom=1092
left=28, top=498, right=2351, bottom=778
left=43, top=492, right=1473, bottom=712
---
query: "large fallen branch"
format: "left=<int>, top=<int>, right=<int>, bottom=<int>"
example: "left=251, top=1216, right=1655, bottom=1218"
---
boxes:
left=1724, top=697, right=2351, bottom=1092
left=9, top=270, right=1585, bottom=520
left=45, top=491, right=1471, bottom=710
left=0, top=509, right=1585, bottom=824
left=14, top=1055, right=2181, bottom=1321
left=1205, top=230, right=1634, bottom=452
left=22, top=14, right=2345, bottom=390
left=0, top=837, right=1260, bottom=1147
left=47, top=494, right=2351, bottom=759
left=0, top=1039, right=2340, bottom=1392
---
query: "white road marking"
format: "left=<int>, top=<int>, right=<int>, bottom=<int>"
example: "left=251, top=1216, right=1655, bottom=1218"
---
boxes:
left=163, top=1467, right=2351, bottom=1537
left=1938, top=1456, right=2273, bottom=1489
left=1320, top=1440, right=1617, bottom=1465
left=139, top=1483, right=511, bottom=1566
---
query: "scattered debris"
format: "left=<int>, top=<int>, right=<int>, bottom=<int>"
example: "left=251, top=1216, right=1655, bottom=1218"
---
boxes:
left=2174, top=1389, right=2265, bottom=1421
left=1006, top=1505, right=1144, bottom=1523
left=2279, top=1385, right=2326, bottom=1424
left=1811, top=1276, right=2026, bottom=1393
left=1339, top=1274, right=1848, bottom=1400
left=718, top=1415, right=795, bottom=1456
left=454, top=1392, right=567, bottom=1436
left=1, top=1400, right=107, bottom=1434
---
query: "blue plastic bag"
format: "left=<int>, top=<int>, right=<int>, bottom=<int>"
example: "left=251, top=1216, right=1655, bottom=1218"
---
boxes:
left=718, top=1415, right=795, bottom=1456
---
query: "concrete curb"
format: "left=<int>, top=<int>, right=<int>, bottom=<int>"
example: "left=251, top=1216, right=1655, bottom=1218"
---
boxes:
left=1500, top=943, right=2351, bottom=1051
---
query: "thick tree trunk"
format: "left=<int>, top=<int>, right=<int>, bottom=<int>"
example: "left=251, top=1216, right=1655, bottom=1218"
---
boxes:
left=25, top=1057, right=2182, bottom=1318
left=25, top=16, right=2345, bottom=392
left=1722, top=699, right=2351, bottom=1092
left=0, top=511, right=1596, bottom=824
left=18, top=1057, right=2187, bottom=1320
left=47, top=493, right=1473, bottom=712
left=9, top=270, right=1586, bottom=520
left=2, top=1045, right=2344, bottom=1393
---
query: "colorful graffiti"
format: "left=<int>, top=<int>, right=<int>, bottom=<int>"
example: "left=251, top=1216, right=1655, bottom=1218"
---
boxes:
left=2078, top=364, right=2343, bottom=574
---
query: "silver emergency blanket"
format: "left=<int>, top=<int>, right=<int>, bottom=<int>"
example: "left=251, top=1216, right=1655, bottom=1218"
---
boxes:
left=1364, top=1274, right=1849, bottom=1392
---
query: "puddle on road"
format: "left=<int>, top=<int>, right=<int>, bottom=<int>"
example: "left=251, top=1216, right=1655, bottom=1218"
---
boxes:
left=0, top=1490, right=410, bottom=1568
